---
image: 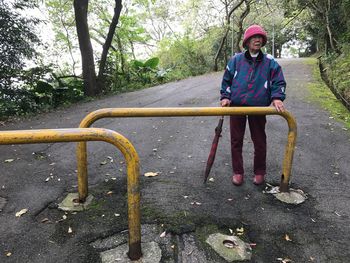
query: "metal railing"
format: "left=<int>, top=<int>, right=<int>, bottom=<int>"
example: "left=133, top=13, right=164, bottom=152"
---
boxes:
left=0, top=128, right=142, bottom=260
left=77, top=107, right=297, bottom=200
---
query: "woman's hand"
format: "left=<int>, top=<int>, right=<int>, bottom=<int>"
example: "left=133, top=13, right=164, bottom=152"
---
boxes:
left=221, top=98, right=231, bottom=107
left=272, top=99, right=285, bottom=112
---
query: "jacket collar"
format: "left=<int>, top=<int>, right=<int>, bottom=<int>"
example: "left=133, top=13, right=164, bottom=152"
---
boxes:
left=244, top=50, right=264, bottom=62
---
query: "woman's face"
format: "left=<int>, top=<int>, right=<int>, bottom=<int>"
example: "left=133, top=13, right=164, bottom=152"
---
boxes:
left=247, top=35, right=263, bottom=54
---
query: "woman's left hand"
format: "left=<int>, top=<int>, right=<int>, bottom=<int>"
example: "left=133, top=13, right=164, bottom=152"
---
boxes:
left=272, top=99, right=285, bottom=112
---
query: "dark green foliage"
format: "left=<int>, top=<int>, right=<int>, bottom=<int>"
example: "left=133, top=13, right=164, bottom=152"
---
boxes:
left=0, top=0, right=42, bottom=119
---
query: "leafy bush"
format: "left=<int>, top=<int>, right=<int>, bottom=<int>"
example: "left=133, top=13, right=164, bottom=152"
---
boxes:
left=0, top=66, right=84, bottom=120
left=130, top=57, right=161, bottom=84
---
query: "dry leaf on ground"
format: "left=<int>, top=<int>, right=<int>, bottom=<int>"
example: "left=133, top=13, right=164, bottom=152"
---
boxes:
left=4, top=159, right=14, bottom=163
left=15, top=208, right=28, bottom=217
left=160, top=231, right=166, bottom=238
left=285, top=234, right=292, bottom=242
left=144, top=172, right=159, bottom=177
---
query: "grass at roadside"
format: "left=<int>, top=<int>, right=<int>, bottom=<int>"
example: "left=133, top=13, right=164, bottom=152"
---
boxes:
left=303, top=58, right=350, bottom=129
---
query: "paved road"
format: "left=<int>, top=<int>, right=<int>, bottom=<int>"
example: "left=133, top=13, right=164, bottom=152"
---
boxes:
left=0, top=58, right=349, bottom=262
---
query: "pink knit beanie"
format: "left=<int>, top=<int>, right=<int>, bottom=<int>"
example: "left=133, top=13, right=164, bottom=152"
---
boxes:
left=243, top=25, right=267, bottom=48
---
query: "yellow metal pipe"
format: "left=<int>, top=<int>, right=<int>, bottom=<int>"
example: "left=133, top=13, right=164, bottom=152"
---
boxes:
left=78, top=107, right=297, bottom=193
left=0, top=128, right=142, bottom=260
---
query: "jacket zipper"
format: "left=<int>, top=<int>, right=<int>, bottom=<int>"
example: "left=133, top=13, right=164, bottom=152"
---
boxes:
left=249, top=62, right=255, bottom=81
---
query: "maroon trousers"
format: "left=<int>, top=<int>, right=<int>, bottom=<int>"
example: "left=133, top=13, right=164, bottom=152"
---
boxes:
left=230, top=115, right=267, bottom=175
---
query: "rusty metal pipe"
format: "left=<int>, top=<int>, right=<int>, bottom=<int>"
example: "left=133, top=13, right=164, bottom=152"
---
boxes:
left=0, top=128, right=142, bottom=260
left=78, top=107, right=297, bottom=193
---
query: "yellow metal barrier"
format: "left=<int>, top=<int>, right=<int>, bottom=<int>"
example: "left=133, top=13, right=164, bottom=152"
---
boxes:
left=0, top=128, right=142, bottom=260
left=77, top=107, right=297, bottom=198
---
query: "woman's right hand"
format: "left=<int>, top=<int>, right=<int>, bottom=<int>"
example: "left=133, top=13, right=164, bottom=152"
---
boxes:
left=220, top=98, right=231, bottom=107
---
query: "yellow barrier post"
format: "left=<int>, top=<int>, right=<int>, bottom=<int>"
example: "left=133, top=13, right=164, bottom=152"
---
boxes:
left=77, top=107, right=297, bottom=195
left=0, top=128, right=142, bottom=260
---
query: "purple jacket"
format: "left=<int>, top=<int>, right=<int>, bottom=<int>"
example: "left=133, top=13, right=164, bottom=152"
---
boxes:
left=220, top=50, right=286, bottom=106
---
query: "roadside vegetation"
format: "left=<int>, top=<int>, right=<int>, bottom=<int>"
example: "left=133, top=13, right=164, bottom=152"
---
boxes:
left=305, top=58, right=350, bottom=129
left=1, top=0, right=349, bottom=120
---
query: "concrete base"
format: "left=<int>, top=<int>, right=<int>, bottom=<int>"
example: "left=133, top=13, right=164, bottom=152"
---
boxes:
left=264, top=186, right=307, bottom=204
left=274, top=189, right=307, bottom=204
left=100, top=241, right=161, bottom=263
left=206, top=233, right=252, bottom=262
left=58, top=193, right=93, bottom=211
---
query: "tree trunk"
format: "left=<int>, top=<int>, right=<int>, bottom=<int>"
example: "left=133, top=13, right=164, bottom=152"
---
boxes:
left=235, top=0, right=250, bottom=53
left=73, top=0, right=98, bottom=96
left=213, top=0, right=245, bottom=71
left=116, top=34, right=126, bottom=76
left=97, top=0, right=122, bottom=91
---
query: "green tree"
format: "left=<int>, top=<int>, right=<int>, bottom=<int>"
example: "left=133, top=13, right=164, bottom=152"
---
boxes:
left=0, top=0, right=41, bottom=117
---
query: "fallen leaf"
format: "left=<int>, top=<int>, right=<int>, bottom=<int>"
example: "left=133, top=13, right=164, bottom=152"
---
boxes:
left=62, top=215, right=67, bottom=220
left=41, top=218, right=50, bottom=223
left=144, top=172, right=159, bottom=177
left=68, top=227, right=73, bottom=233
left=152, top=148, right=158, bottom=152
left=45, top=177, right=50, bottom=182
left=6, top=252, right=12, bottom=257
left=208, top=178, right=215, bottom=182
left=106, top=191, right=113, bottom=195
left=15, top=208, right=28, bottom=217
left=277, top=258, right=292, bottom=263
left=227, top=198, right=233, bottom=201
left=183, top=196, right=189, bottom=199
left=4, top=159, right=14, bottom=163
left=114, top=213, right=120, bottom=217
left=100, top=160, right=108, bottom=165
left=236, top=227, right=244, bottom=233
left=310, top=256, right=315, bottom=261
left=107, top=156, right=113, bottom=163
left=111, top=177, right=117, bottom=181
left=284, top=234, right=292, bottom=242
left=171, top=245, right=175, bottom=249
left=160, top=231, right=166, bottom=238
left=229, top=228, right=233, bottom=234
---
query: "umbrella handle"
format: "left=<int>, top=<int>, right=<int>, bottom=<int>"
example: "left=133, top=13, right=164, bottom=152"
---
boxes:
left=215, top=116, right=224, bottom=135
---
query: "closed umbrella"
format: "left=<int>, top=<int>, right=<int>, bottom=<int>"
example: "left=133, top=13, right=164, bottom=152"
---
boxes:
left=203, top=116, right=224, bottom=184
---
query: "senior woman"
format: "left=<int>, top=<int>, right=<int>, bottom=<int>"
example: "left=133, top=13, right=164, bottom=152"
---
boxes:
left=220, top=24, right=286, bottom=186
